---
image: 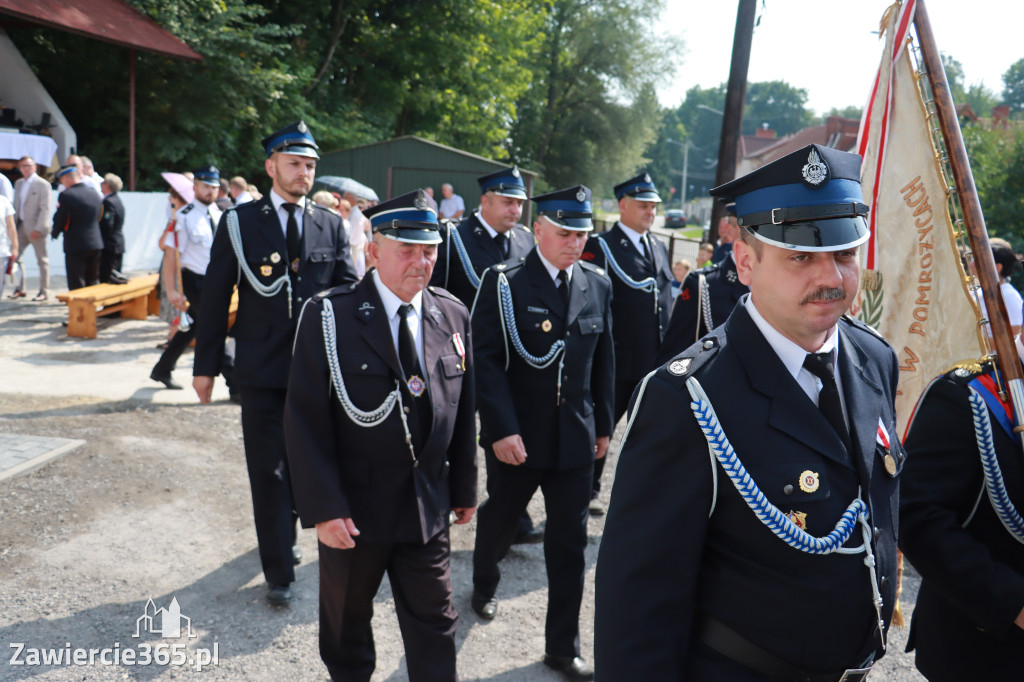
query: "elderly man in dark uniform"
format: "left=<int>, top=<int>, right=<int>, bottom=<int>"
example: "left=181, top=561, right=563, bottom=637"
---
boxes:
left=656, top=223, right=749, bottom=365
left=431, top=164, right=543, bottom=544
left=98, top=173, right=126, bottom=283
left=471, top=185, right=613, bottom=680
left=193, top=121, right=357, bottom=605
left=51, top=164, right=103, bottom=291
left=597, top=144, right=904, bottom=680
left=580, top=172, right=673, bottom=514
left=284, top=189, right=477, bottom=681
left=900, top=350, right=1024, bottom=680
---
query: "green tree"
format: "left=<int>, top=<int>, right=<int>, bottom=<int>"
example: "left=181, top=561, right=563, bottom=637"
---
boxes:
left=509, top=0, right=680, bottom=194
left=943, top=53, right=998, bottom=119
left=743, top=80, right=814, bottom=137
left=823, top=105, right=863, bottom=121
left=1002, top=58, right=1024, bottom=115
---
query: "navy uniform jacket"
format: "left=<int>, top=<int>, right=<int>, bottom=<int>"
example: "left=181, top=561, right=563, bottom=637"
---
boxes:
left=581, top=223, right=674, bottom=382
left=283, top=280, right=477, bottom=544
left=194, top=196, right=357, bottom=388
left=472, top=249, right=614, bottom=470
left=430, top=212, right=534, bottom=307
left=900, top=363, right=1024, bottom=680
left=52, top=183, right=103, bottom=253
left=99, top=191, right=125, bottom=253
left=596, top=304, right=903, bottom=677
left=656, top=253, right=748, bottom=366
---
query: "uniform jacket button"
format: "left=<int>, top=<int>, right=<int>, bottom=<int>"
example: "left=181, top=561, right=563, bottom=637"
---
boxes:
left=783, top=484, right=794, bottom=495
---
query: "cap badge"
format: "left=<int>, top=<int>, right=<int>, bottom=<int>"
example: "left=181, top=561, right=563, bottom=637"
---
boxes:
left=414, top=195, right=428, bottom=211
left=668, top=358, right=692, bottom=376
left=270, top=252, right=281, bottom=264
left=260, top=265, right=273, bottom=277
left=512, top=167, right=521, bottom=178
left=541, top=319, right=553, bottom=333
left=643, top=173, right=652, bottom=183
left=297, top=121, right=307, bottom=133
left=576, top=188, right=586, bottom=203
left=801, top=148, right=829, bottom=187
left=798, top=470, right=820, bottom=493
left=407, top=375, right=426, bottom=397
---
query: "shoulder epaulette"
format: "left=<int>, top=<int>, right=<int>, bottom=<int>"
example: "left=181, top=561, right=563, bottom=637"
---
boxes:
left=841, top=313, right=889, bottom=344
left=660, top=330, right=726, bottom=383
left=578, top=260, right=607, bottom=277
left=513, top=223, right=532, bottom=235
left=180, top=203, right=194, bottom=214
left=491, top=258, right=526, bottom=274
left=317, top=282, right=359, bottom=302
left=427, top=285, right=463, bottom=305
left=944, top=359, right=987, bottom=381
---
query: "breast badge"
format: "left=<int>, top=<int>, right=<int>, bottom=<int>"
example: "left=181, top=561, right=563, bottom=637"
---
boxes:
left=260, top=265, right=273, bottom=277
left=541, top=319, right=552, bottom=333
left=787, top=510, right=807, bottom=530
left=798, top=470, right=820, bottom=493
left=270, top=252, right=281, bottom=264
left=407, top=375, right=426, bottom=397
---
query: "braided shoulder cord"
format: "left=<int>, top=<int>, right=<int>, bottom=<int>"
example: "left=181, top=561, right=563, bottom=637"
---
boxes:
left=699, top=273, right=714, bottom=337
left=448, top=223, right=481, bottom=290
left=497, top=272, right=565, bottom=369
left=320, top=299, right=415, bottom=460
left=967, top=387, right=1024, bottom=545
left=686, top=376, right=887, bottom=649
left=595, top=238, right=659, bottom=315
left=226, top=210, right=294, bottom=318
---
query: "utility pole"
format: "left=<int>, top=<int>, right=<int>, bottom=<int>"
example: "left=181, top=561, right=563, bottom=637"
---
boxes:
left=709, top=0, right=755, bottom=243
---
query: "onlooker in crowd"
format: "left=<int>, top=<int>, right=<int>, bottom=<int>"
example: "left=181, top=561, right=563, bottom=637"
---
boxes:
left=230, top=176, right=253, bottom=204
left=215, top=179, right=233, bottom=212
left=0, top=169, right=13, bottom=204
left=246, top=183, right=262, bottom=201
left=973, top=237, right=1023, bottom=336
left=79, top=156, right=104, bottom=198
left=337, top=197, right=352, bottom=221
left=10, top=156, right=52, bottom=300
left=671, top=258, right=692, bottom=298
left=343, top=191, right=371, bottom=276
left=284, top=189, right=475, bottom=681
left=99, top=173, right=125, bottom=283
left=155, top=173, right=194, bottom=348
left=697, top=241, right=714, bottom=267
left=471, top=185, right=613, bottom=681
left=439, top=182, right=465, bottom=220
left=423, top=185, right=439, bottom=213
left=310, top=190, right=339, bottom=212
left=150, top=166, right=222, bottom=390
left=711, top=214, right=739, bottom=263
left=0, top=193, right=17, bottom=298
left=52, top=164, right=104, bottom=291
left=193, top=121, right=357, bottom=605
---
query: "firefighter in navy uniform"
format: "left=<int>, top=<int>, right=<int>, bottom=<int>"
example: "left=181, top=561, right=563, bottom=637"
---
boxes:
left=193, top=121, right=357, bottom=605
left=284, top=189, right=477, bottom=681
left=656, top=207, right=749, bottom=366
left=471, top=185, right=614, bottom=681
left=580, top=172, right=674, bottom=513
left=596, top=144, right=903, bottom=680
left=900, top=356, right=1024, bottom=680
left=431, top=164, right=543, bottom=544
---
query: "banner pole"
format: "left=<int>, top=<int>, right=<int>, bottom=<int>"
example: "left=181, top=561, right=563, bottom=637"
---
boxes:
left=913, top=0, right=1024, bottom=417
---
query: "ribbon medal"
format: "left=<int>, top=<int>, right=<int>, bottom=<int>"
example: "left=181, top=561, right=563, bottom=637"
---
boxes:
left=452, top=332, right=466, bottom=371
left=877, top=417, right=897, bottom=476
left=407, top=375, right=426, bottom=397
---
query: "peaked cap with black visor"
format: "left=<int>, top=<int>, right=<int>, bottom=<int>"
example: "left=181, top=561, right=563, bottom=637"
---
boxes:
left=711, top=143, right=870, bottom=252
left=531, top=185, right=594, bottom=231
left=478, top=165, right=528, bottom=200
left=261, top=120, right=320, bottom=160
left=364, top=189, right=442, bottom=245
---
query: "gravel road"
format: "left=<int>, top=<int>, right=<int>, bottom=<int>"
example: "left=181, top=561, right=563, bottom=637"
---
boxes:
left=0, top=287, right=925, bottom=681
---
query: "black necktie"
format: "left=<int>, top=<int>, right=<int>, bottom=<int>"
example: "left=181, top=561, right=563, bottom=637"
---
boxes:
left=557, top=270, right=570, bottom=309
left=803, top=352, right=852, bottom=452
left=494, top=232, right=509, bottom=258
left=398, top=304, right=431, bottom=449
left=640, top=233, right=655, bottom=270
left=283, top=203, right=301, bottom=273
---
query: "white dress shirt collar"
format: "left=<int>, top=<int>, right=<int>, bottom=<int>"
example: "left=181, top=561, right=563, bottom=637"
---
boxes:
left=475, top=210, right=500, bottom=239
left=270, top=189, right=305, bottom=237
left=537, top=249, right=572, bottom=285
left=617, top=221, right=649, bottom=256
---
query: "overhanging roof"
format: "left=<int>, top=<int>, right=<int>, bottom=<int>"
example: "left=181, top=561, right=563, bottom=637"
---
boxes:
left=0, top=0, right=201, bottom=61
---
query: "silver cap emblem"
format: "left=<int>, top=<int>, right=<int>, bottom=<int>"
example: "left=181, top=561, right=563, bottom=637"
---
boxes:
left=576, top=188, right=586, bottom=203
left=414, top=195, right=428, bottom=211
left=297, top=120, right=308, bottom=133
left=801, top=148, right=829, bottom=186
left=643, top=173, right=652, bottom=183
left=512, top=166, right=521, bottom=178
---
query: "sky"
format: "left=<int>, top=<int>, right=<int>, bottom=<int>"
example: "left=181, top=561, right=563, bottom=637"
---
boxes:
left=659, top=1, right=1024, bottom=116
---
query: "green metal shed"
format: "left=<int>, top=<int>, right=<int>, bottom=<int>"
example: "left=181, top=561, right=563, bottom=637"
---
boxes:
left=317, top=135, right=539, bottom=221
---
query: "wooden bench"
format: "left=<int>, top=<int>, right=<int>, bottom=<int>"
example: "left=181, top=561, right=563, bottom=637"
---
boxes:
left=57, top=274, right=160, bottom=339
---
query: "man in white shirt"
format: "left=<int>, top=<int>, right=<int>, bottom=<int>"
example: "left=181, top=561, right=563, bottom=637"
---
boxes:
left=10, top=156, right=52, bottom=300
left=438, top=182, right=465, bottom=220
left=229, top=176, right=253, bottom=204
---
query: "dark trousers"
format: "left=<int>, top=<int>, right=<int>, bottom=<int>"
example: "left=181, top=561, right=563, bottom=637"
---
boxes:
left=65, top=249, right=101, bottom=290
left=99, top=249, right=123, bottom=283
left=319, top=528, right=458, bottom=682
left=473, top=453, right=592, bottom=657
left=239, top=386, right=298, bottom=585
left=152, top=268, right=203, bottom=378
left=592, top=376, right=640, bottom=497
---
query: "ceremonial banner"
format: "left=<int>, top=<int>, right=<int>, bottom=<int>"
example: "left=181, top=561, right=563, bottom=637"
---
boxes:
left=855, top=0, right=984, bottom=437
